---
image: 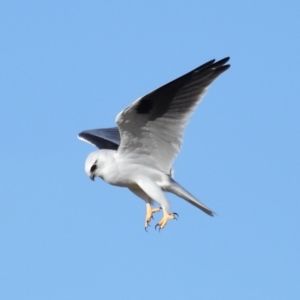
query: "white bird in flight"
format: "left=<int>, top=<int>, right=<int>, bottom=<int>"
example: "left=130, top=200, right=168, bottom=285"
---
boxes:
left=78, top=57, right=230, bottom=230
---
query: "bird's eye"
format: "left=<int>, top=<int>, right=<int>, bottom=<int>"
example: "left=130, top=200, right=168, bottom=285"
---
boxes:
left=90, top=164, right=97, bottom=173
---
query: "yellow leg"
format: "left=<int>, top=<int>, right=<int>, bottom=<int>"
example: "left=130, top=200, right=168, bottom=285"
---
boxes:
left=145, top=203, right=161, bottom=230
left=155, top=210, right=178, bottom=230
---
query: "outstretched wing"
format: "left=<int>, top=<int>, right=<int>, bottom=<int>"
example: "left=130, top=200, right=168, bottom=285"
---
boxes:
left=78, top=127, right=120, bottom=150
left=116, top=57, right=230, bottom=174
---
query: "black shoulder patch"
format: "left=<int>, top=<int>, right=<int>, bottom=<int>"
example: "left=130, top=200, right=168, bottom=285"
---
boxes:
left=136, top=98, right=154, bottom=114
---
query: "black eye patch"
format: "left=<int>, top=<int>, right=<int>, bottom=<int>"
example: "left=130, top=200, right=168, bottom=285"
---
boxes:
left=90, top=164, right=97, bottom=173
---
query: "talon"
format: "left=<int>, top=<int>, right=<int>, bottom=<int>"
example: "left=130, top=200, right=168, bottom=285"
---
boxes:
left=156, top=225, right=161, bottom=232
left=155, top=211, right=178, bottom=230
left=145, top=205, right=162, bottom=228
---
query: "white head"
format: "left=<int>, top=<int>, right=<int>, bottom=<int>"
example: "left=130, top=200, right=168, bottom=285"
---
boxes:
left=84, top=150, right=101, bottom=181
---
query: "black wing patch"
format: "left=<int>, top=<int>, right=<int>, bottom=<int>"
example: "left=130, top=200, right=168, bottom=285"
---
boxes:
left=136, top=98, right=154, bottom=114
left=78, top=127, right=120, bottom=150
left=135, top=57, right=230, bottom=119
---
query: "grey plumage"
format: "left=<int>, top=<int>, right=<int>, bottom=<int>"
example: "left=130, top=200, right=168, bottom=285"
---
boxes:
left=78, top=57, right=230, bottom=229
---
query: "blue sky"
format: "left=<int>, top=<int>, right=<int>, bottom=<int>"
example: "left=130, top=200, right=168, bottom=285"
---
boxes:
left=1, top=1, right=299, bottom=299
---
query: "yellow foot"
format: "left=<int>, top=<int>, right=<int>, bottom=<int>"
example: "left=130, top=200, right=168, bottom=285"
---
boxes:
left=155, top=212, right=178, bottom=231
left=145, top=204, right=161, bottom=230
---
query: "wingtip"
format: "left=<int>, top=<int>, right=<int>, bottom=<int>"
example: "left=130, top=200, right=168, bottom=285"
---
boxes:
left=77, top=133, right=92, bottom=145
left=222, top=56, right=230, bottom=63
left=213, top=57, right=230, bottom=67
left=77, top=132, right=85, bottom=141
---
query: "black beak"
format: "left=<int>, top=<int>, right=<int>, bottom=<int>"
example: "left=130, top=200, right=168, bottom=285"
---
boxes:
left=90, top=174, right=95, bottom=181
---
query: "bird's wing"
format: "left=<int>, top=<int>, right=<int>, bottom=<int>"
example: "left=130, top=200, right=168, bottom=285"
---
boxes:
left=78, top=127, right=120, bottom=150
left=116, top=57, right=230, bottom=174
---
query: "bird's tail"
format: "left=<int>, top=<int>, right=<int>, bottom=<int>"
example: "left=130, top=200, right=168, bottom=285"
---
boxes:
left=165, top=179, right=214, bottom=216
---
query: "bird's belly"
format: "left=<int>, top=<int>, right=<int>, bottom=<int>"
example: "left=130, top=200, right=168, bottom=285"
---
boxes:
left=101, top=162, right=166, bottom=189
left=101, top=164, right=141, bottom=188
left=103, top=175, right=135, bottom=188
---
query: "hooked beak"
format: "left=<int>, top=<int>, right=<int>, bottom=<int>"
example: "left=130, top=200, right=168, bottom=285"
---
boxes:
left=90, top=174, right=95, bottom=181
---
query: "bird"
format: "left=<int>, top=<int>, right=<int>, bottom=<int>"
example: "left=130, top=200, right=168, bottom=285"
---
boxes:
left=78, top=57, right=230, bottom=230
